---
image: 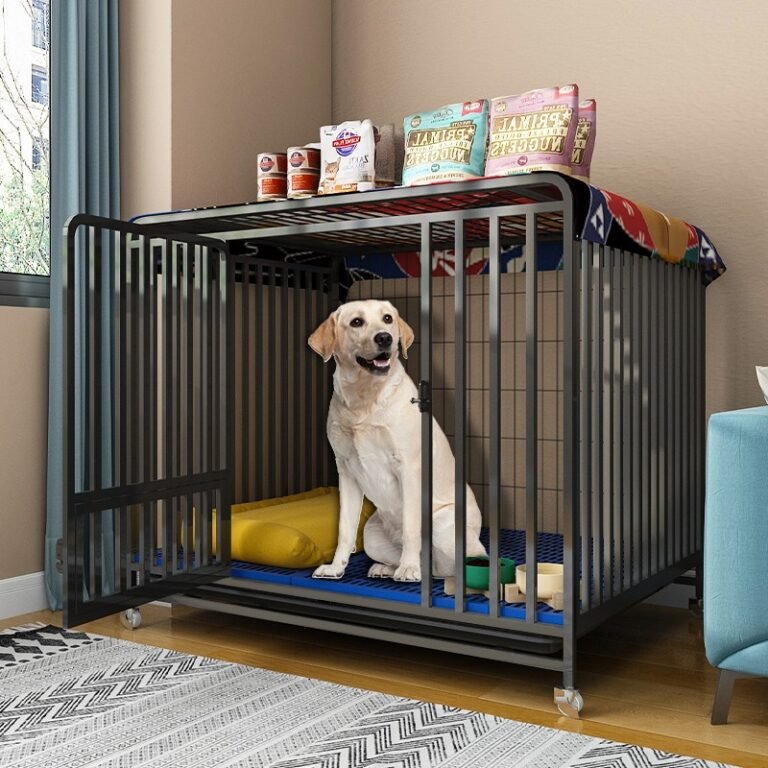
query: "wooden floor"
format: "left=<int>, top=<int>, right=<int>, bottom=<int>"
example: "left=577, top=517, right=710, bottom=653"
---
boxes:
left=3, top=602, right=767, bottom=767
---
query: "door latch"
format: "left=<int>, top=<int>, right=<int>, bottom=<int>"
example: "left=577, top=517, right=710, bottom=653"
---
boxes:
left=410, top=380, right=431, bottom=413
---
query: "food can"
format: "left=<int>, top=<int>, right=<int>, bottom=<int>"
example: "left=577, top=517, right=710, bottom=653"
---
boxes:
left=287, top=146, right=320, bottom=172
left=287, top=170, right=320, bottom=199
left=257, top=173, right=287, bottom=202
left=258, top=152, right=287, bottom=175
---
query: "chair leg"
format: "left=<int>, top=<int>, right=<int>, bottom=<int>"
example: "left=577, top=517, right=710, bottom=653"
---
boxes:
left=711, top=669, right=738, bottom=725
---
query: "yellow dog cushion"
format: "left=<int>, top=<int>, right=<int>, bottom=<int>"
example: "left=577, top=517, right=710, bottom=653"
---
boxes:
left=230, top=486, right=375, bottom=568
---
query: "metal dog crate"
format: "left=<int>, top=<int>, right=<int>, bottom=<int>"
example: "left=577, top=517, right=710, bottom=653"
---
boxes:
left=62, top=174, right=708, bottom=712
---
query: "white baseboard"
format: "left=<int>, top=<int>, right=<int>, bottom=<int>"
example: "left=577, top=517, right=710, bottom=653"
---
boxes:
left=0, top=572, right=48, bottom=620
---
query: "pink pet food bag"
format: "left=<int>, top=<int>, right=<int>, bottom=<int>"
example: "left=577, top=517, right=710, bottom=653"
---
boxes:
left=571, top=99, right=597, bottom=182
left=485, top=84, right=579, bottom=176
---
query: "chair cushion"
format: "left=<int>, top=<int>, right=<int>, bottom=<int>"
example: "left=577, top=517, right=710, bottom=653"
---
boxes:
left=704, top=406, right=768, bottom=675
left=230, top=487, right=375, bottom=568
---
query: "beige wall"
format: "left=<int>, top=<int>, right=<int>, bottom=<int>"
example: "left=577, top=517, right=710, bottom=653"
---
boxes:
left=0, top=307, right=48, bottom=580
left=170, top=0, right=332, bottom=210
left=119, top=0, right=173, bottom=220
left=121, top=0, right=333, bottom=218
left=332, top=0, right=768, bottom=415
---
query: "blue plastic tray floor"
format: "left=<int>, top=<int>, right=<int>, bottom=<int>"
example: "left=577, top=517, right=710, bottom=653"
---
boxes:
left=231, top=528, right=565, bottom=625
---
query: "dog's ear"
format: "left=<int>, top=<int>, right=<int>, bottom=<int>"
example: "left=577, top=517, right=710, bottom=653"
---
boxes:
left=308, top=312, right=337, bottom=362
left=397, top=316, right=415, bottom=360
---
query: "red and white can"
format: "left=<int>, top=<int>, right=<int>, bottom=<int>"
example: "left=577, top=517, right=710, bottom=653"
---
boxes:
left=287, top=146, right=320, bottom=172
left=257, top=174, right=287, bottom=202
left=257, top=152, right=287, bottom=201
left=287, top=170, right=320, bottom=199
left=258, top=152, right=287, bottom=175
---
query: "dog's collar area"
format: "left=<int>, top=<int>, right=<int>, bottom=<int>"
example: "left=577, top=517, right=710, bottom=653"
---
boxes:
left=356, top=352, right=391, bottom=374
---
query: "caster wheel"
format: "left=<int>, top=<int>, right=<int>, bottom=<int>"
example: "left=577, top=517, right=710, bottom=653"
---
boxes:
left=554, top=687, right=584, bottom=718
left=120, top=608, right=142, bottom=630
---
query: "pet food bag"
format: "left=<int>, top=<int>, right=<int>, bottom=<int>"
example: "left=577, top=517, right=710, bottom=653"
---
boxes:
left=486, top=85, right=579, bottom=176
left=372, top=123, right=403, bottom=188
left=571, top=99, right=597, bottom=182
left=319, top=120, right=379, bottom=195
left=402, top=100, right=489, bottom=186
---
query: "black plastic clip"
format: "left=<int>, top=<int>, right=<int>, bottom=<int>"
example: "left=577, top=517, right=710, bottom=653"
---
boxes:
left=410, top=380, right=432, bottom=412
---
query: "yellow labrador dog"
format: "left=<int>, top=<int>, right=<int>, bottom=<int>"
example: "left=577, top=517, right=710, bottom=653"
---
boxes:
left=308, top=299, right=486, bottom=582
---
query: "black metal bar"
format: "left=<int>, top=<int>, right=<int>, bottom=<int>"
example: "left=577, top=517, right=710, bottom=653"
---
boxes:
left=205, top=250, right=216, bottom=474
left=454, top=218, right=466, bottom=615
left=204, top=252, right=213, bottom=480
left=220, top=247, right=233, bottom=563
left=650, top=258, right=660, bottom=575
left=562, top=224, right=578, bottom=687
left=93, top=228, right=103, bottom=493
left=151, top=242, right=159, bottom=485
left=631, top=254, right=641, bottom=585
left=579, top=240, right=591, bottom=611
left=281, top=264, right=289, bottom=495
left=116, top=232, right=127, bottom=593
left=592, top=245, right=603, bottom=605
left=293, top=267, right=302, bottom=493
left=698, top=278, right=706, bottom=555
left=63, top=224, right=78, bottom=625
left=161, top=240, right=172, bottom=573
left=191, top=247, right=199, bottom=480
left=242, top=257, right=250, bottom=501
left=488, top=216, right=501, bottom=620
left=663, top=264, right=671, bottom=569
left=612, top=249, right=622, bottom=598
left=186, top=245, right=194, bottom=486
left=640, top=257, right=649, bottom=580
left=684, top=269, right=692, bottom=557
left=420, top=221, right=433, bottom=608
left=303, top=268, right=312, bottom=491
left=163, top=240, right=172, bottom=489
left=525, top=213, right=538, bottom=623
left=268, top=266, right=276, bottom=496
left=254, top=263, right=266, bottom=496
left=602, top=246, right=613, bottom=597
left=621, top=251, right=631, bottom=591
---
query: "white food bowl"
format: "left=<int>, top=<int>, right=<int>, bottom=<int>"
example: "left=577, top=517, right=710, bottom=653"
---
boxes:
left=515, top=563, right=564, bottom=598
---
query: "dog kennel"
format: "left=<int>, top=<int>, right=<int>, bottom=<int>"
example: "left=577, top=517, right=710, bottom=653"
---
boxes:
left=61, top=174, right=723, bottom=715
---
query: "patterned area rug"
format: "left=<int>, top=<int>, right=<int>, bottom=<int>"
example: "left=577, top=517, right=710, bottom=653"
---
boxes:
left=0, top=624, right=735, bottom=768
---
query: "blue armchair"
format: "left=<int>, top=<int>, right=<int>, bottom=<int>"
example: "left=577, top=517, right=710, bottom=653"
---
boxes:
left=704, top=406, right=768, bottom=724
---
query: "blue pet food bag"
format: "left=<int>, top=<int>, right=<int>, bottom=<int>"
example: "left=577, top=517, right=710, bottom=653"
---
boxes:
left=402, top=100, right=489, bottom=186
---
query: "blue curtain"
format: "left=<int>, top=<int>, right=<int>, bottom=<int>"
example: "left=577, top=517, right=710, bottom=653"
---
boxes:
left=45, top=0, right=120, bottom=610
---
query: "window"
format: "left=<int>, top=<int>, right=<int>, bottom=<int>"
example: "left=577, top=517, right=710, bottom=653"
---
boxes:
left=32, top=0, right=49, bottom=50
left=0, top=0, right=51, bottom=285
left=32, top=138, right=48, bottom=171
left=31, top=65, right=48, bottom=105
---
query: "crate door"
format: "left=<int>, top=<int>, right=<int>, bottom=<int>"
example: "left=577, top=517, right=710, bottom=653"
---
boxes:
left=62, top=215, right=233, bottom=627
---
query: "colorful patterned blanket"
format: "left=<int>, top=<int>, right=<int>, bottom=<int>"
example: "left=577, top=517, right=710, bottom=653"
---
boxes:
left=344, top=177, right=724, bottom=285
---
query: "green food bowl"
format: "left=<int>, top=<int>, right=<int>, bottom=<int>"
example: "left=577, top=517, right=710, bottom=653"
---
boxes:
left=464, top=556, right=516, bottom=590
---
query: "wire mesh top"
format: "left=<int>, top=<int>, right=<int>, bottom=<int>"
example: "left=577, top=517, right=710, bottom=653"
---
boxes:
left=131, top=176, right=570, bottom=253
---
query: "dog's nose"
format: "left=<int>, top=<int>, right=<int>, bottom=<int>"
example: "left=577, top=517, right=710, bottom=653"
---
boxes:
left=374, top=332, right=393, bottom=348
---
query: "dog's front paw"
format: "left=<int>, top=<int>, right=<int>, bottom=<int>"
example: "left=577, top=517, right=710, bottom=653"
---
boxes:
left=393, top=563, right=421, bottom=582
left=367, top=563, right=396, bottom=579
left=312, top=563, right=346, bottom=579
